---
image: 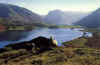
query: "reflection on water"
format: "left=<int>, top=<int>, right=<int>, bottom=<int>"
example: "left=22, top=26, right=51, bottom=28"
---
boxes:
left=0, top=30, right=30, bottom=41
left=28, top=28, right=83, bottom=46
left=0, top=30, right=31, bottom=48
left=0, top=28, right=92, bottom=48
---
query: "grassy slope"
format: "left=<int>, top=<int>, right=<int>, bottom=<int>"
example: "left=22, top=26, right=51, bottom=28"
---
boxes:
left=0, top=37, right=100, bottom=65
left=63, top=37, right=88, bottom=48
left=48, top=25, right=81, bottom=29
left=0, top=47, right=100, bottom=65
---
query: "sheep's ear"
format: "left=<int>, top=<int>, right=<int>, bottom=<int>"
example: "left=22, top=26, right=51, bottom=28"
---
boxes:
left=50, top=36, right=54, bottom=40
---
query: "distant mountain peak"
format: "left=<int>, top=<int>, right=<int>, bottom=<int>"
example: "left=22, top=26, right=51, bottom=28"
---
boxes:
left=44, top=10, right=87, bottom=25
left=48, top=10, right=64, bottom=16
left=95, top=8, right=100, bottom=11
left=49, top=9, right=63, bottom=13
left=74, top=8, right=100, bottom=28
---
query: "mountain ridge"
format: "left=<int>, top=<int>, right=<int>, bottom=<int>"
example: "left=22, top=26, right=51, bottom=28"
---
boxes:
left=74, top=8, right=100, bottom=28
left=0, top=3, right=43, bottom=26
left=44, top=9, right=88, bottom=25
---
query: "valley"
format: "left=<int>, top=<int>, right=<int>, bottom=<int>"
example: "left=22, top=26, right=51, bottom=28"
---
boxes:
left=0, top=1, right=100, bottom=65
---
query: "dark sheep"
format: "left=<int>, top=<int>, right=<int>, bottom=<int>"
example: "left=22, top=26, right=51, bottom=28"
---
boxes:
left=5, top=36, right=58, bottom=53
left=29, top=36, right=58, bottom=52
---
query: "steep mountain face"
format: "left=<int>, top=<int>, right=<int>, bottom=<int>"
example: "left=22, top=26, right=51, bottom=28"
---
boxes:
left=0, top=3, right=43, bottom=26
left=44, top=10, right=87, bottom=25
left=74, top=8, right=100, bottom=28
left=0, top=3, right=45, bottom=41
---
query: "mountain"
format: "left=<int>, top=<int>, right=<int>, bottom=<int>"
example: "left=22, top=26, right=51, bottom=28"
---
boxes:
left=44, top=10, right=87, bottom=25
left=0, top=3, right=43, bottom=26
left=0, top=3, right=46, bottom=41
left=74, top=8, right=100, bottom=28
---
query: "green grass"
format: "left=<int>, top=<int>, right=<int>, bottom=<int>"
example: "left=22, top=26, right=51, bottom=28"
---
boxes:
left=8, top=26, right=25, bottom=30
left=48, top=25, right=81, bottom=29
left=0, top=46, right=100, bottom=65
left=63, top=37, right=88, bottom=48
left=0, top=37, right=100, bottom=65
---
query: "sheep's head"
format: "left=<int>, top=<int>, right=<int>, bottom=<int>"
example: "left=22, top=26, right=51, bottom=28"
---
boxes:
left=49, top=36, right=58, bottom=47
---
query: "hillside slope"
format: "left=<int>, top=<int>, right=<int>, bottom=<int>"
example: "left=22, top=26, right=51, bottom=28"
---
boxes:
left=0, top=37, right=100, bottom=65
left=0, top=3, right=43, bottom=26
left=74, top=8, right=100, bottom=28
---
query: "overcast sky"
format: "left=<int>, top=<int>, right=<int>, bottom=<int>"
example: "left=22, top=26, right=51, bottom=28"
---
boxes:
left=0, top=0, right=100, bottom=15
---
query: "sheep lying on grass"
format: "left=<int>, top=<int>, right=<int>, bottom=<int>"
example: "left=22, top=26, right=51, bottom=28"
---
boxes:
left=5, top=36, right=58, bottom=54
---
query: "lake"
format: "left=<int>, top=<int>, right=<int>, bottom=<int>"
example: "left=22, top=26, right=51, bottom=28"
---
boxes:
left=0, top=28, right=92, bottom=48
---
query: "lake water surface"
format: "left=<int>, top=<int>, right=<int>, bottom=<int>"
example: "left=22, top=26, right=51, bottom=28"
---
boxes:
left=0, top=28, right=91, bottom=48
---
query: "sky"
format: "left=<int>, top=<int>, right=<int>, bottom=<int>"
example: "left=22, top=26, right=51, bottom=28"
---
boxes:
left=0, top=0, right=100, bottom=15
